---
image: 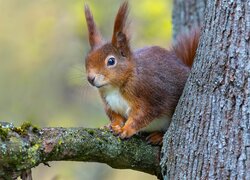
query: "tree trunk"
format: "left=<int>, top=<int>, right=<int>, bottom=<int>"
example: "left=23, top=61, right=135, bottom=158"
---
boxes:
left=172, top=0, right=206, bottom=37
left=161, top=0, right=250, bottom=179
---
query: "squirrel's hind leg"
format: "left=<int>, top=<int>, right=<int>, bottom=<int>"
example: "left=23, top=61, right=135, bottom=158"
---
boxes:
left=146, top=132, right=164, bottom=145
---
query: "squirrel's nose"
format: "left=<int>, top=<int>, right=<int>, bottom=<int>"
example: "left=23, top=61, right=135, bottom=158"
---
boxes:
left=87, top=76, right=96, bottom=86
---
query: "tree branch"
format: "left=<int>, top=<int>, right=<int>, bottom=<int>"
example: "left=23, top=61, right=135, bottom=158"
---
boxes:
left=0, top=122, right=162, bottom=179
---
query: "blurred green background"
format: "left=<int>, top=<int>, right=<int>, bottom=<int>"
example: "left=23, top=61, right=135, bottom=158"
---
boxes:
left=0, top=0, right=172, bottom=179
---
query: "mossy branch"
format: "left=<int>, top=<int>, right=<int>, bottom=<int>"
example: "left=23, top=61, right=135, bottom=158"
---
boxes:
left=0, top=122, right=162, bottom=179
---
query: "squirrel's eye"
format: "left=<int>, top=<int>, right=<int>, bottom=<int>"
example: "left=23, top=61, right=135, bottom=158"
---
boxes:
left=107, top=57, right=116, bottom=66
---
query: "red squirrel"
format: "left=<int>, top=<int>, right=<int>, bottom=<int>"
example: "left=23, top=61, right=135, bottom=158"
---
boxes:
left=84, top=2, right=199, bottom=145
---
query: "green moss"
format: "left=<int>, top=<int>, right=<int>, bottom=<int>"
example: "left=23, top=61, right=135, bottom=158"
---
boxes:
left=13, top=122, right=40, bottom=136
left=32, top=126, right=40, bottom=133
left=0, top=126, right=8, bottom=141
left=86, top=129, right=95, bottom=135
left=21, top=122, right=33, bottom=130
left=13, top=127, right=28, bottom=136
left=58, top=140, right=62, bottom=145
left=27, top=144, right=40, bottom=165
left=21, top=121, right=40, bottom=132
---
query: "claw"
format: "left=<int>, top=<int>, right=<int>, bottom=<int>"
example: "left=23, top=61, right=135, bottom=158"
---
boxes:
left=118, top=126, right=137, bottom=139
left=119, top=131, right=128, bottom=139
left=111, top=125, right=122, bottom=135
left=146, top=132, right=164, bottom=145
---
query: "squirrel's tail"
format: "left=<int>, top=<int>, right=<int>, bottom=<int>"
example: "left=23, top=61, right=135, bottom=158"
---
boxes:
left=172, top=28, right=200, bottom=68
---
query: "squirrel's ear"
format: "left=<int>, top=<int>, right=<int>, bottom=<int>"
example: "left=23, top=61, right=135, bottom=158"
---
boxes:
left=84, top=4, right=103, bottom=49
left=112, top=1, right=130, bottom=57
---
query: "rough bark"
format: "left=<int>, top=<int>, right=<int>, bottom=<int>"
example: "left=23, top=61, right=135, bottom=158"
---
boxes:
left=161, top=0, right=250, bottom=179
left=0, top=122, right=161, bottom=179
left=172, top=0, right=206, bottom=37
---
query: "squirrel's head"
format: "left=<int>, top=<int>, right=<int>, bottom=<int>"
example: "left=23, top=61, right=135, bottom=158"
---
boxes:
left=84, top=2, right=133, bottom=89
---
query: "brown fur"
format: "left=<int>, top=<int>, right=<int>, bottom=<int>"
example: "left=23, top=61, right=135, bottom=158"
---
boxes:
left=146, top=132, right=164, bottom=145
left=173, top=28, right=200, bottom=68
left=111, top=1, right=130, bottom=57
left=84, top=2, right=200, bottom=143
left=84, top=4, right=103, bottom=49
left=112, top=1, right=129, bottom=43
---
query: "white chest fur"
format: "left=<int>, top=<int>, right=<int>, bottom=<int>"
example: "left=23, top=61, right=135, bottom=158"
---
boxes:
left=102, top=87, right=170, bottom=132
left=104, top=89, right=131, bottom=118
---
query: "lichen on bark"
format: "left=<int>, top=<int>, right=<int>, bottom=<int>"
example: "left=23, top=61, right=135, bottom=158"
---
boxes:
left=0, top=122, right=162, bottom=179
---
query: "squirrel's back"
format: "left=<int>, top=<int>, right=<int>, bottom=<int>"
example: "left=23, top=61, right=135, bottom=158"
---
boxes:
left=125, top=47, right=188, bottom=116
left=128, top=30, right=200, bottom=115
left=133, top=28, right=200, bottom=79
left=134, top=46, right=189, bottom=88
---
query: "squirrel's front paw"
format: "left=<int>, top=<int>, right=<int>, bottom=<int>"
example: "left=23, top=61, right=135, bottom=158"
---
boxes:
left=119, top=126, right=137, bottom=139
left=110, top=124, right=122, bottom=135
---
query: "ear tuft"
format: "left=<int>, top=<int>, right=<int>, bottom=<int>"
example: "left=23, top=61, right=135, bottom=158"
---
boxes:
left=84, top=4, right=103, bottom=49
left=112, top=1, right=131, bottom=57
